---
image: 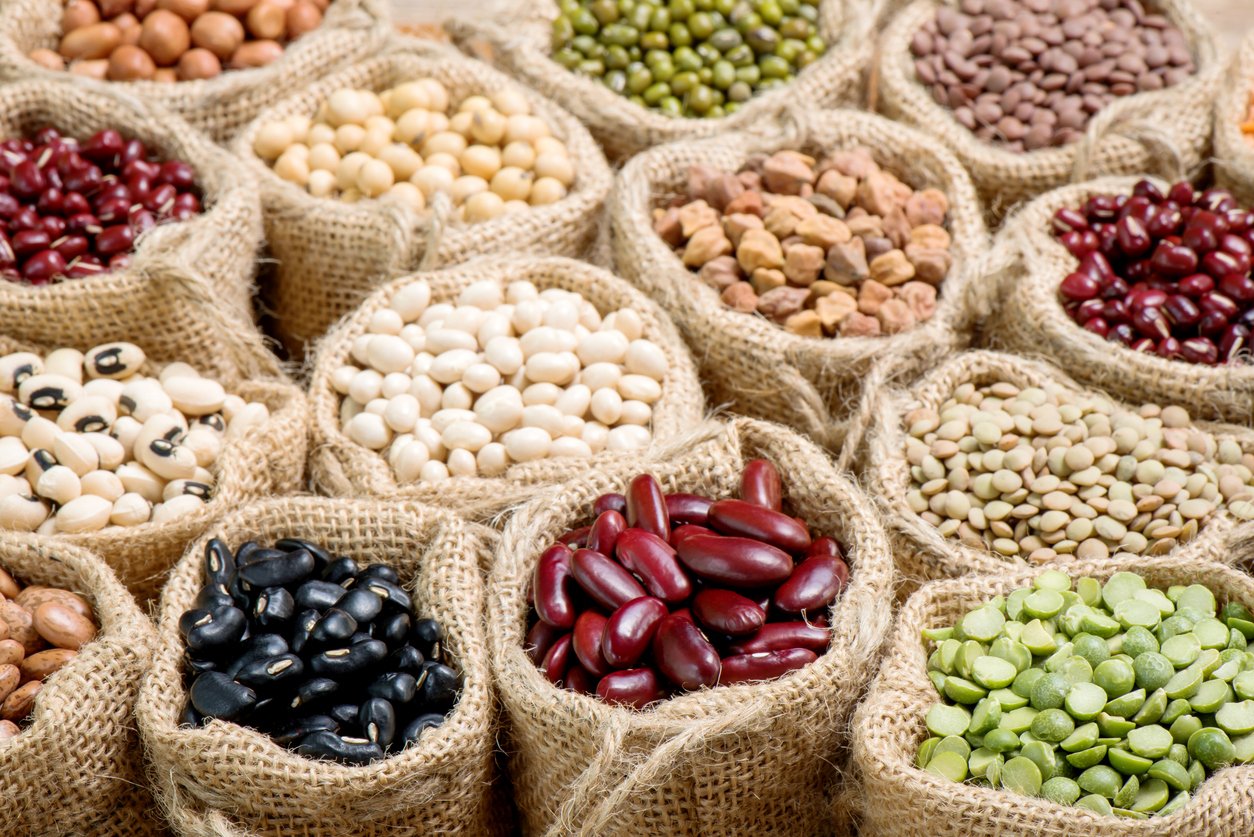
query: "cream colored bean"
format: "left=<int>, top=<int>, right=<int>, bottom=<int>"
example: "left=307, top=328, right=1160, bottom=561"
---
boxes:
left=346, top=413, right=391, bottom=450
left=54, top=495, right=111, bottom=534
left=606, top=424, right=651, bottom=451
left=80, top=470, right=124, bottom=502
left=503, top=427, right=550, bottom=462
left=476, top=442, right=509, bottom=476
left=383, top=394, right=420, bottom=434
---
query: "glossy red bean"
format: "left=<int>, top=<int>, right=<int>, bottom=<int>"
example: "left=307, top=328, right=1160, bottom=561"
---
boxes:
left=675, top=532, right=793, bottom=588
left=1115, top=216, right=1151, bottom=256
left=707, top=499, right=811, bottom=553
left=1156, top=337, right=1182, bottom=358
left=665, top=493, right=713, bottom=526
left=1150, top=242, right=1198, bottom=277
left=572, top=611, right=611, bottom=678
left=541, top=633, right=572, bottom=685
left=1220, top=274, right=1254, bottom=303
left=564, top=664, right=596, bottom=695
left=82, top=129, right=123, bottom=163
left=740, top=459, right=783, bottom=510
left=670, top=524, right=709, bottom=548
left=10, top=161, right=45, bottom=199
left=773, top=554, right=849, bottom=615
left=719, top=649, right=818, bottom=685
left=593, top=492, right=626, bottom=516
left=21, top=249, right=65, bottom=283
left=601, top=596, right=668, bottom=667
left=533, top=543, right=576, bottom=629
left=616, top=528, right=692, bottom=603
left=570, top=548, right=647, bottom=611
left=691, top=588, right=765, bottom=636
left=1053, top=207, right=1089, bottom=233
left=1180, top=337, right=1218, bottom=365
left=1082, top=317, right=1109, bottom=338
left=525, top=619, right=565, bottom=666
left=587, top=510, right=626, bottom=556
left=160, top=161, right=196, bottom=191
left=805, top=537, right=841, bottom=559
left=1200, top=291, right=1239, bottom=320
left=11, top=229, right=50, bottom=256
left=1183, top=211, right=1222, bottom=252
left=1164, top=294, right=1201, bottom=327
left=51, top=234, right=88, bottom=261
left=1060, top=272, right=1099, bottom=301
left=728, top=621, right=831, bottom=654
left=1178, top=273, right=1214, bottom=296
left=652, top=613, right=720, bottom=691
left=596, top=668, right=666, bottom=709
left=626, top=474, right=669, bottom=539
left=1221, top=324, right=1250, bottom=360
left=1131, top=306, right=1171, bottom=340
left=558, top=525, right=591, bottom=549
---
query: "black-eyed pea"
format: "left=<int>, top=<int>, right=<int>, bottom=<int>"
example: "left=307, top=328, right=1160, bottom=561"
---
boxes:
left=115, top=461, right=165, bottom=504
left=80, top=470, right=125, bottom=502
left=162, top=478, right=212, bottom=503
left=108, top=415, right=144, bottom=455
left=181, top=427, right=222, bottom=467
left=151, top=493, right=206, bottom=524
left=20, top=648, right=75, bottom=682
left=34, top=466, right=82, bottom=506
left=56, top=395, right=117, bottom=434
left=1, top=681, right=40, bottom=723
left=43, top=349, right=84, bottom=384
left=0, top=437, right=27, bottom=477
left=51, top=433, right=99, bottom=476
left=22, top=449, right=56, bottom=488
left=18, top=374, right=81, bottom=411
left=119, top=379, right=173, bottom=421
left=110, top=492, right=151, bottom=527
left=139, top=440, right=197, bottom=481
left=20, top=419, right=59, bottom=455
left=0, top=495, right=49, bottom=533
left=0, top=475, right=29, bottom=501
left=0, top=353, right=43, bottom=393
left=0, top=398, right=32, bottom=437
left=53, top=494, right=112, bottom=534
left=163, top=375, right=226, bottom=416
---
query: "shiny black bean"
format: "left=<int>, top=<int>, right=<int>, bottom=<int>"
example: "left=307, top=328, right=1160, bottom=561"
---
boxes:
left=328, top=702, right=359, bottom=727
left=411, top=618, right=443, bottom=654
left=184, top=606, right=247, bottom=657
left=229, top=574, right=251, bottom=609
left=358, top=563, right=400, bottom=584
left=359, top=698, right=396, bottom=748
left=204, top=538, right=235, bottom=587
left=194, top=585, right=233, bottom=612
left=253, top=586, right=294, bottom=628
left=349, top=632, right=375, bottom=646
left=276, top=538, right=332, bottom=573
left=178, top=608, right=210, bottom=640
left=361, top=578, right=411, bottom=613
left=368, top=672, right=417, bottom=704
left=224, top=633, right=289, bottom=678
left=294, top=580, right=344, bottom=611
left=418, top=661, right=460, bottom=708
left=290, top=609, right=320, bottom=655
left=336, top=588, right=383, bottom=623
left=309, top=639, right=387, bottom=676
left=238, top=550, right=316, bottom=589
left=309, top=608, right=357, bottom=645
left=235, top=653, right=305, bottom=692
left=184, top=654, right=218, bottom=676
left=271, top=714, right=337, bottom=747
left=371, top=611, right=410, bottom=647
left=322, top=557, right=358, bottom=584
left=179, top=699, right=201, bottom=728
left=400, top=712, right=447, bottom=746
left=189, top=671, right=256, bottom=720
left=290, top=677, right=338, bottom=710
left=245, top=696, right=280, bottom=725
left=390, top=644, right=424, bottom=675
left=294, top=731, right=382, bottom=765
left=233, top=541, right=263, bottom=565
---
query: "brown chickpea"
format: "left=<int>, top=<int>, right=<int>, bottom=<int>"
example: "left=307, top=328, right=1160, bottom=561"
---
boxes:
left=176, top=47, right=221, bottom=79
left=245, top=1, right=286, bottom=39
left=156, top=0, right=211, bottom=22
left=134, top=0, right=158, bottom=17
left=211, top=0, right=259, bottom=14
left=190, top=11, right=244, bottom=60
left=139, top=10, right=190, bottom=66
left=228, top=39, right=282, bottom=68
left=107, top=44, right=156, bottom=80
left=285, top=0, right=321, bottom=38
left=114, top=13, right=142, bottom=45
left=62, top=0, right=101, bottom=32
left=58, top=22, right=122, bottom=61
left=69, top=58, right=109, bottom=78
left=153, top=68, right=178, bottom=82
left=97, top=0, right=134, bottom=16
left=29, top=49, right=66, bottom=70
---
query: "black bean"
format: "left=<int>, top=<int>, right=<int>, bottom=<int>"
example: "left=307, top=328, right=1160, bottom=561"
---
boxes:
left=358, top=563, right=400, bottom=584
left=418, top=662, right=461, bottom=708
left=411, top=618, right=444, bottom=654
left=322, top=557, right=358, bottom=584
left=189, top=671, right=256, bottom=721
left=233, top=541, right=263, bottom=566
left=253, top=587, right=295, bottom=629
left=290, top=609, right=320, bottom=655
left=359, top=698, right=396, bottom=748
left=272, top=714, right=337, bottom=747
left=400, top=712, right=447, bottom=747
left=224, top=633, right=290, bottom=680
left=238, top=550, right=316, bottom=589
left=390, top=644, right=424, bottom=675
left=276, top=538, right=332, bottom=574
left=245, top=697, right=281, bottom=726
left=290, top=677, right=339, bottom=710
left=294, top=580, right=345, bottom=611
left=336, top=588, right=383, bottom=623
left=360, top=578, right=411, bottom=613
left=194, top=585, right=233, bottom=612
left=372, top=611, right=411, bottom=647
left=235, top=653, right=305, bottom=692
left=294, top=731, right=382, bottom=765
left=184, top=654, right=218, bottom=676
left=349, top=632, right=375, bottom=646
left=329, top=702, right=360, bottom=727
left=204, top=538, right=235, bottom=587
left=178, top=608, right=210, bottom=641
left=368, top=672, right=417, bottom=704
left=179, top=699, right=201, bottom=728
left=309, top=639, right=388, bottom=676
left=184, top=606, right=247, bottom=657
left=309, top=608, right=357, bottom=645
left=229, top=574, right=251, bottom=610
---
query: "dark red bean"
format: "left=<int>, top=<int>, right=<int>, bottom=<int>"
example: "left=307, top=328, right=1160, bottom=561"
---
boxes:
left=596, top=668, right=666, bottom=709
left=1221, top=324, right=1250, bottom=361
left=1130, top=306, right=1171, bottom=340
left=51, top=234, right=88, bottom=261
left=773, top=554, right=850, bottom=616
left=541, top=633, right=572, bottom=685
left=1053, top=207, right=1089, bottom=233
left=1220, top=274, right=1254, bottom=303
left=1133, top=180, right=1165, bottom=202
left=21, top=249, right=65, bottom=283
left=94, top=195, right=130, bottom=224
left=1180, top=337, right=1218, bottom=365
left=533, top=543, right=576, bottom=629
left=1131, top=337, right=1157, bottom=353
left=82, top=129, right=124, bottom=163
left=1178, top=273, right=1214, bottom=296
left=718, top=648, right=818, bottom=685
left=652, top=613, right=720, bottom=691
left=570, top=548, right=647, bottom=611
left=1127, top=287, right=1167, bottom=311
left=740, top=459, right=783, bottom=510
left=1060, top=272, right=1100, bottom=301
left=601, top=596, right=668, bottom=668
left=1199, top=310, right=1231, bottom=337
left=1155, top=337, right=1182, bottom=359
left=587, top=510, right=626, bottom=556
left=558, top=525, right=591, bottom=549
left=593, top=492, right=626, bottom=516
left=160, top=161, right=196, bottom=190
left=675, top=532, right=793, bottom=588
left=691, top=588, right=765, bottom=636
left=1182, top=211, right=1222, bottom=252
left=10, top=161, right=45, bottom=199
left=615, top=528, right=691, bottom=603
left=729, top=621, right=831, bottom=654
left=572, top=611, right=611, bottom=678
left=1082, top=317, right=1109, bottom=338
left=1115, top=216, right=1151, bottom=256
left=707, top=499, right=811, bottom=553
left=1200, top=291, right=1239, bottom=321
left=1168, top=182, right=1195, bottom=205
left=564, top=664, right=596, bottom=695
left=804, top=537, right=841, bottom=559
left=626, top=474, right=669, bottom=539
left=1150, top=242, right=1198, bottom=277
left=665, top=493, right=713, bottom=526
left=1163, top=294, right=1200, bottom=327
left=669, top=524, right=708, bottom=548
left=525, top=619, right=565, bottom=667
left=11, top=229, right=50, bottom=256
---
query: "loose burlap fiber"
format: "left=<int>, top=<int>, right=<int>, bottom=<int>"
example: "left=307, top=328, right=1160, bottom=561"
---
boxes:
left=876, top=0, right=1221, bottom=219
left=864, top=349, right=1254, bottom=592
left=0, top=0, right=391, bottom=144
left=234, top=39, right=613, bottom=359
left=137, top=496, right=510, bottom=837
left=308, top=255, right=705, bottom=521
left=610, top=109, right=989, bottom=452
left=492, top=417, right=895, bottom=837
left=853, top=554, right=1254, bottom=836
left=1213, top=32, right=1254, bottom=208
left=451, top=1, right=881, bottom=162
left=0, top=78, right=263, bottom=333
left=0, top=534, right=161, bottom=836
left=987, top=175, right=1254, bottom=425
left=0, top=333, right=307, bottom=602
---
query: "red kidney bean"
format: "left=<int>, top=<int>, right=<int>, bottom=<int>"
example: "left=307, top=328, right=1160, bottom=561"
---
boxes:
left=691, top=588, right=765, bottom=637
left=593, top=492, right=626, bottom=516
left=740, top=459, right=783, bottom=510
left=707, top=499, right=811, bottom=553
left=652, top=614, right=720, bottom=691
left=773, top=554, right=849, bottom=616
left=587, top=510, right=626, bottom=556
left=596, top=668, right=666, bottom=709
left=570, top=548, right=647, bottom=611
left=626, top=474, right=669, bottom=539
left=564, top=664, right=596, bottom=695
left=541, top=633, right=572, bottom=685
left=615, top=529, right=691, bottom=603
left=1060, top=272, right=1100, bottom=301
left=558, top=525, right=591, bottom=549
left=665, top=493, right=713, bottom=526
left=804, top=537, right=841, bottom=559
left=729, top=620, right=831, bottom=655
left=719, top=649, right=817, bottom=685
left=572, top=611, right=611, bottom=678
left=601, top=596, right=668, bottom=668
left=675, top=532, right=793, bottom=588
left=669, top=524, right=708, bottom=548
left=533, top=544, right=576, bottom=629
left=94, top=224, right=134, bottom=255
left=525, top=620, right=565, bottom=667
left=21, top=249, right=65, bottom=283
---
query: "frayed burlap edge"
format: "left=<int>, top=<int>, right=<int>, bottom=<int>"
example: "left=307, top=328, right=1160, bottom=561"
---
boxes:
left=1214, top=32, right=1254, bottom=209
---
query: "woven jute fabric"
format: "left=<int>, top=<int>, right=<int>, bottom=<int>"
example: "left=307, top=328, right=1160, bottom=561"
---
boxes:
left=491, top=417, right=895, bottom=837
left=987, top=175, right=1254, bottom=425
left=137, top=496, right=510, bottom=837
left=864, top=349, right=1254, bottom=592
left=0, top=534, right=161, bottom=836
left=0, top=0, right=391, bottom=144
left=609, top=109, right=989, bottom=451
left=876, top=0, right=1221, bottom=220
left=1213, top=32, right=1254, bottom=208
left=233, top=38, right=613, bottom=359
left=450, top=0, right=880, bottom=161
left=853, top=554, right=1254, bottom=836
left=0, top=78, right=263, bottom=336
left=0, top=333, right=307, bottom=602
left=308, top=255, right=705, bottom=521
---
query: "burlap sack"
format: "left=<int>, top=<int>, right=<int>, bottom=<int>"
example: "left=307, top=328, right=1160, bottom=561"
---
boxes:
left=0, top=78, right=264, bottom=338
left=987, top=175, right=1254, bottom=425
left=876, top=0, right=1221, bottom=219
left=853, top=554, right=1254, bottom=836
left=0, top=332, right=308, bottom=602
left=0, top=533, right=160, bottom=836
left=137, top=496, right=509, bottom=837
left=610, top=109, right=988, bottom=452
left=308, top=254, right=706, bottom=521
left=451, top=0, right=881, bottom=162
left=0, top=0, right=391, bottom=144
left=1213, top=32, right=1254, bottom=209
left=233, top=38, right=613, bottom=358
left=864, top=349, right=1254, bottom=591
left=491, top=417, right=894, bottom=836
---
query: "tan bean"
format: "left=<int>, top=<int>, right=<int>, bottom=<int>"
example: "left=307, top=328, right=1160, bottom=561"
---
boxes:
left=176, top=47, right=221, bottom=80
left=0, top=640, right=25, bottom=667
left=0, top=602, right=42, bottom=656
left=139, top=9, right=191, bottom=67
left=32, top=603, right=95, bottom=651
left=228, top=39, right=283, bottom=68
left=59, top=22, right=122, bottom=60
left=285, top=0, right=322, bottom=37
left=62, top=0, right=102, bottom=31
left=0, top=568, right=19, bottom=600
left=0, top=665, right=18, bottom=704
left=156, top=0, right=210, bottom=21
left=1, top=681, right=40, bottom=723
left=107, top=44, right=156, bottom=80
left=15, top=588, right=93, bottom=622
left=0, top=720, right=20, bottom=742
left=245, top=1, right=287, bottom=39
left=211, top=0, right=258, bottom=12
left=190, top=11, right=244, bottom=60
left=20, top=649, right=76, bottom=682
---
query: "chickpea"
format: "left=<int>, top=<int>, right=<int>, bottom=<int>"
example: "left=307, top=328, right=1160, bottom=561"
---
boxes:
left=460, top=145, right=501, bottom=181
left=411, top=165, right=454, bottom=200
left=307, top=123, right=335, bottom=146
left=253, top=120, right=293, bottom=160
left=422, top=131, right=467, bottom=158
left=506, top=114, right=550, bottom=144
left=307, top=169, right=336, bottom=197
left=327, top=89, right=369, bottom=127
left=359, top=129, right=392, bottom=157
left=176, top=47, right=220, bottom=79
left=534, top=152, right=575, bottom=187
left=490, top=167, right=532, bottom=202
left=490, top=88, right=531, bottom=117
left=463, top=190, right=505, bottom=222
left=450, top=175, right=488, bottom=204
left=529, top=176, right=567, bottom=206
left=387, top=182, right=425, bottom=212
left=470, top=109, right=507, bottom=146
left=395, top=109, right=431, bottom=145
left=308, top=142, right=340, bottom=172
left=377, top=144, right=422, bottom=180
left=333, top=123, right=365, bottom=154
left=501, top=140, right=536, bottom=170
left=458, top=95, right=492, bottom=114
left=423, top=152, right=461, bottom=178
left=336, top=151, right=371, bottom=191
left=356, top=159, right=394, bottom=198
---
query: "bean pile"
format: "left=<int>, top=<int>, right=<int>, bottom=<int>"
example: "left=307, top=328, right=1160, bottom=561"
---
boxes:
left=551, top=0, right=826, bottom=119
left=904, top=379, right=1254, bottom=562
left=918, top=570, right=1254, bottom=817
left=656, top=148, right=952, bottom=337
left=0, top=127, right=202, bottom=286
left=31, top=0, right=328, bottom=81
left=332, top=277, right=670, bottom=484
left=254, top=81, right=575, bottom=220
left=0, top=343, right=270, bottom=533
left=180, top=538, right=459, bottom=765
left=527, top=462, right=846, bottom=707
left=910, top=0, right=1196, bottom=152
left=0, top=566, right=99, bottom=739
left=1054, top=180, right=1254, bottom=365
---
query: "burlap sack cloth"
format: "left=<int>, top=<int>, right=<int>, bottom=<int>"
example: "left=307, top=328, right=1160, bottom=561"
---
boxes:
left=1213, top=32, right=1254, bottom=209
left=0, top=331, right=308, bottom=602
left=610, top=109, right=989, bottom=452
left=0, top=0, right=391, bottom=144
left=451, top=0, right=881, bottom=162
left=491, top=417, right=895, bottom=836
left=876, top=0, right=1221, bottom=219
left=233, top=39, right=613, bottom=358
left=853, top=554, right=1254, bottom=836
left=308, top=255, right=706, bottom=520
left=986, top=175, right=1254, bottom=425
left=0, top=78, right=264, bottom=338
left=864, top=349, right=1254, bottom=592
left=137, top=496, right=510, bottom=837
left=0, top=533, right=161, bottom=835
